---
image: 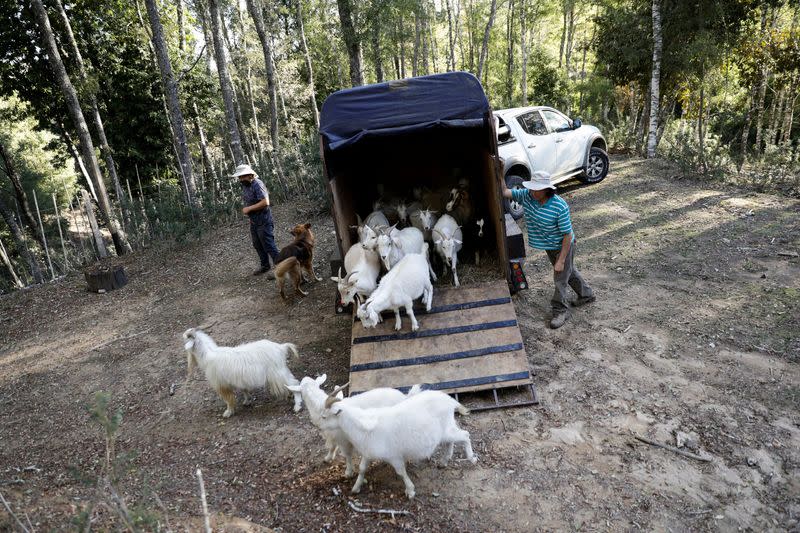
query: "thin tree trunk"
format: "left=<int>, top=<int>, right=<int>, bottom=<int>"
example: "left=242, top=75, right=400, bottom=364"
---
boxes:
left=564, top=2, right=575, bottom=74
left=446, top=0, right=456, bottom=70
left=336, top=0, right=364, bottom=85
left=520, top=0, right=527, bottom=104
left=246, top=0, right=281, bottom=155
left=193, top=102, right=218, bottom=187
left=477, top=0, right=498, bottom=81
left=400, top=14, right=407, bottom=77
left=781, top=78, right=798, bottom=145
left=81, top=189, right=109, bottom=258
left=59, top=125, right=96, bottom=201
left=176, top=0, right=185, bottom=52
left=646, top=0, right=662, bottom=158
left=753, top=8, right=770, bottom=155
left=698, top=65, right=707, bottom=173
left=421, top=1, right=429, bottom=75
left=209, top=0, right=246, bottom=164
left=467, top=0, right=475, bottom=71
left=53, top=0, right=126, bottom=206
left=29, top=0, right=129, bottom=255
left=413, top=8, right=421, bottom=77
left=236, top=5, right=264, bottom=164
left=506, top=0, right=515, bottom=106
left=144, top=0, right=198, bottom=207
left=372, top=14, right=384, bottom=82
left=0, top=237, right=23, bottom=288
left=0, top=142, right=40, bottom=244
left=296, top=0, right=319, bottom=128
left=0, top=194, right=44, bottom=284
left=767, top=87, right=782, bottom=147
left=428, top=0, right=438, bottom=73
left=558, top=2, right=566, bottom=68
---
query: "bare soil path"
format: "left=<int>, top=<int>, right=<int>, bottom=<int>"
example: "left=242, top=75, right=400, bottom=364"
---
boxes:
left=1, top=156, right=798, bottom=531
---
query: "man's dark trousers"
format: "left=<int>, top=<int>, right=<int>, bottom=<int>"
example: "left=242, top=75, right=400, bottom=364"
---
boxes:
left=250, top=209, right=280, bottom=269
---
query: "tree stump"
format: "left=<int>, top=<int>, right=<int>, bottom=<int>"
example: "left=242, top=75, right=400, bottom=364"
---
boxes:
left=84, top=265, right=128, bottom=293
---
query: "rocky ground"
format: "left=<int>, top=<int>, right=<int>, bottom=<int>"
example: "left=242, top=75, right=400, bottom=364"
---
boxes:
left=0, top=155, right=798, bottom=532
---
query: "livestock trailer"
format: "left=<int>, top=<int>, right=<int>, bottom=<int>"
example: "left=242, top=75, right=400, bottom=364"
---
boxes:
left=319, top=72, right=536, bottom=409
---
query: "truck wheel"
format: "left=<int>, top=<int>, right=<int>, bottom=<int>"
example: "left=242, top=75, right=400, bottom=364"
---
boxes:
left=504, top=175, right=526, bottom=220
left=581, top=147, right=609, bottom=184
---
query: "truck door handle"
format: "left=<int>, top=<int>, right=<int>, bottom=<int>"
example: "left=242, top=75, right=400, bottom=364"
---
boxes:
left=555, top=138, right=564, bottom=143
left=527, top=143, right=537, bottom=148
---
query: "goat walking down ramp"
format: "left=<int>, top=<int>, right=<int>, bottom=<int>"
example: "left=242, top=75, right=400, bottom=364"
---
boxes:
left=183, top=328, right=302, bottom=417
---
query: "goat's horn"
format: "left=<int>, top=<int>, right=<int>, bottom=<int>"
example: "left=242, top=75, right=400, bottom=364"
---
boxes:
left=337, top=267, right=343, bottom=280
left=331, top=382, right=350, bottom=396
left=324, top=396, right=341, bottom=409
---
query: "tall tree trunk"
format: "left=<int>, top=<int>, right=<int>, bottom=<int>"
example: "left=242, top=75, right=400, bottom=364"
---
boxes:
left=446, top=0, right=456, bottom=70
left=238, top=7, right=265, bottom=165
left=399, top=14, right=407, bottom=77
left=767, top=87, right=783, bottom=147
left=0, top=194, right=44, bottom=284
left=296, top=0, right=319, bottom=128
left=477, top=0, right=498, bottom=81
left=0, top=236, right=23, bottom=288
left=520, top=0, right=527, bottom=104
left=563, top=2, right=575, bottom=74
left=467, top=0, right=475, bottom=71
left=421, top=1, right=429, bottom=75
left=781, top=78, right=798, bottom=146
left=29, top=0, right=129, bottom=255
left=558, top=3, right=566, bottom=68
left=53, top=0, right=126, bottom=206
left=646, top=0, right=662, bottom=158
left=505, top=0, right=515, bottom=106
left=0, top=142, right=40, bottom=245
left=372, top=15, right=384, bottom=82
left=145, top=0, right=198, bottom=207
left=413, top=8, right=421, bottom=76
left=698, top=66, right=707, bottom=174
left=428, top=0, right=438, bottom=73
left=246, top=0, right=281, bottom=155
left=336, top=0, right=364, bottom=85
left=209, top=0, right=246, bottom=164
left=176, top=0, right=185, bottom=52
left=753, top=8, right=770, bottom=155
left=192, top=103, right=217, bottom=189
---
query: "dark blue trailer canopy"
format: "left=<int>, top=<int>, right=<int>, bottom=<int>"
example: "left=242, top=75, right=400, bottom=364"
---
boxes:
left=319, top=72, right=490, bottom=151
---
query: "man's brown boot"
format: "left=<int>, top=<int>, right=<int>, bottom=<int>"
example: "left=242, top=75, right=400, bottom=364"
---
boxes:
left=550, top=310, right=571, bottom=329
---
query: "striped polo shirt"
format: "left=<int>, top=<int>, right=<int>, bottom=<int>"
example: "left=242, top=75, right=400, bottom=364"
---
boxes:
left=511, top=189, right=574, bottom=250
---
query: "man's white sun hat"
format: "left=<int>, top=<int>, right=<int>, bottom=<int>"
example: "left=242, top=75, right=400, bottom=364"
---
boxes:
left=230, top=163, right=258, bottom=178
left=522, top=170, right=556, bottom=191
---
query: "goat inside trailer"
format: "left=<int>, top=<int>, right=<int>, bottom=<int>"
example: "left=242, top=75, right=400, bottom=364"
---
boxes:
left=320, top=72, right=535, bottom=409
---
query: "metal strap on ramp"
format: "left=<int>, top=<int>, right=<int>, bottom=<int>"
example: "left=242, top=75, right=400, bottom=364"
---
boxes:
left=349, top=280, right=538, bottom=409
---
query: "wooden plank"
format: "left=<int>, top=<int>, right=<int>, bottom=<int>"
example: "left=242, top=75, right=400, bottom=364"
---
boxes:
left=351, top=300, right=518, bottom=340
left=350, top=348, right=530, bottom=393
left=428, top=281, right=511, bottom=306
left=351, top=324, right=523, bottom=365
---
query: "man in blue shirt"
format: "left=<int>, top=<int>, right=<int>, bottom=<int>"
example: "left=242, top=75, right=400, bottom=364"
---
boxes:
left=501, top=170, right=594, bottom=328
left=233, top=164, right=279, bottom=279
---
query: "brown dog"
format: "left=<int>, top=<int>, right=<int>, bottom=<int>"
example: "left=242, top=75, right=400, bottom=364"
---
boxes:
left=274, top=223, right=321, bottom=299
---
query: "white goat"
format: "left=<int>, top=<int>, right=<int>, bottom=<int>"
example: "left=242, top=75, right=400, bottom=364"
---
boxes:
left=396, top=200, right=421, bottom=227
left=288, top=376, right=420, bottom=476
left=331, top=243, right=381, bottom=306
left=357, top=248, right=434, bottom=332
left=410, top=208, right=439, bottom=242
left=183, top=328, right=302, bottom=417
left=473, top=218, right=485, bottom=265
left=327, top=390, right=477, bottom=499
left=355, top=210, right=390, bottom=250
left=375, top=225, right=432, bottom=276
left=432, top=214, right=464, bottom=287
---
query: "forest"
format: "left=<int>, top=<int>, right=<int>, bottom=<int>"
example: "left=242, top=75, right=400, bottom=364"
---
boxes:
left=0, top=0, right=798, bottom=289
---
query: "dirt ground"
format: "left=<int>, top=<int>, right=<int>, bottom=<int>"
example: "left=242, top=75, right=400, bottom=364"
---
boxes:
left=1, top=155, right=798, bottom=532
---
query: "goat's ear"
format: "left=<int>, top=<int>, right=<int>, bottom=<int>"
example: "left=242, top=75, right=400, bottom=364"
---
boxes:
left=434, top=239, right=442, bottom=245
left=305, top=223, right=312, bottom=229
left=336, top=390, right=344, bottom=399
left=183, top=328, right=195, bottom=340
left=184, top=339, right=195, bottom=351
left=315, top=374, right=327, bottom=385
left=455, top=239, right=463, bottom=245
left=285, top=384, right=302, bottom=393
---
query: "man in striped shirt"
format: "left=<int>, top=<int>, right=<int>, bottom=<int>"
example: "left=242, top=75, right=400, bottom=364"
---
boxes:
left=501, top=170, right=594, bottom=328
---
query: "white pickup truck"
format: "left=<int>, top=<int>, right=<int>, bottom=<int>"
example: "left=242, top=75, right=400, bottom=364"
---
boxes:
left=495, top=106, right=609, bottom=219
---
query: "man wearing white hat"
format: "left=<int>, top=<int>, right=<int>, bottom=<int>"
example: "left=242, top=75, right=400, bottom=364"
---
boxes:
left=232, top=164, right=279, bottom=278
left=500, top=170, right=594, bottom=328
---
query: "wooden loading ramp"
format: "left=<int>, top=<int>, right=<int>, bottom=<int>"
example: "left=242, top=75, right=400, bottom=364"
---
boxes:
left=349, top=280, right=538, bottom=410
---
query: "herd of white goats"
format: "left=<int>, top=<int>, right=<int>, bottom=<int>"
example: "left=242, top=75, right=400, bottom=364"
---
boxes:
left=334, top=181, right=485, bottom=332
left=181, top=183, right=486, bottom=499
